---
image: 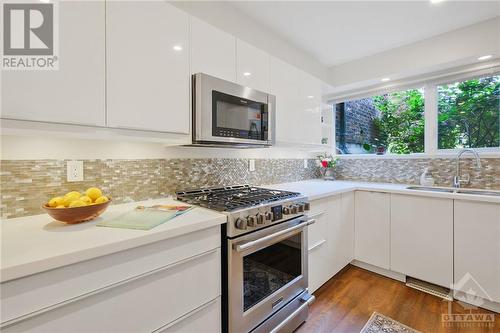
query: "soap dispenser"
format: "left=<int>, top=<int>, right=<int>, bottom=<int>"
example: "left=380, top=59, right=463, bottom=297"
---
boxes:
left=419, top=167, right=435, bottom=186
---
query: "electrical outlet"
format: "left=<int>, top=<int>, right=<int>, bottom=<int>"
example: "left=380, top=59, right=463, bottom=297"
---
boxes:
left=67, top=160, right=84, bottom=182
left=249, top=159, right=256, bottom=172
left=304, top=159, right=308, bottom=169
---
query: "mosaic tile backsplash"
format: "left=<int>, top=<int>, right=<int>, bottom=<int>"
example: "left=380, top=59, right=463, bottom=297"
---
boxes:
left=335, top=157, right=500, bottom=190
left=0, top=159, right=320, bottom=219
left=1, top=157, right=499, bottom=219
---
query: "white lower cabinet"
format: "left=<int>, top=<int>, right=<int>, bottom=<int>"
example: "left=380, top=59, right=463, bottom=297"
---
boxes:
left=390, top=195, right=453, bottom=287
left=2, top=228, right=221, bottom=333
left=156, top=298, right=221, bottom=333
left=308, top=193, right=354, bottom=293
left=308, top=198, right=330, bottom=293
left=354, top=191, right=391, bottom=270
left=454, top=200, right=500, bottom=305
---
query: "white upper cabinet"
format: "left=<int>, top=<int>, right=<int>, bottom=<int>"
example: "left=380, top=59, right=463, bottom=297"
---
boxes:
left=390, top=195, right=453, bottom=287
left=106, top=1, right=190, bottom=134
left=190, top=17, right=236, bottom=82
left=1, top=1, right=105, bottom=126
left=236, top=39, right=270, bottom=92
left=354, top=191, right=391, bottom=270
left=298, top=71, right=322, bottom=145
left=269, top=56, right=300, bottom=144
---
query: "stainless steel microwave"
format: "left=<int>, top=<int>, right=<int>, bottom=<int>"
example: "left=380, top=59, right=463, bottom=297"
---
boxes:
left=191, top=73, right=276, bottom=148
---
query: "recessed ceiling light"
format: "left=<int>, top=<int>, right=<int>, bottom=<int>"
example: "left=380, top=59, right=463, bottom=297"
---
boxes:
left=430, top=0, right=445, bottom=4
left=39, top=0, right=50, bottom=2
left=478, top=54, right=492, bottom=61
left=307, top=95, right=314, bottom=99
left=381, top=78, right=391, bottom=82
left=172, top=45, right=183, bottom=51
left=243, top=72, right=252, bottom=76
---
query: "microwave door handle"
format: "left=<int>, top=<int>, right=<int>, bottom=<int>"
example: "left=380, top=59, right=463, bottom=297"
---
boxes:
left=234, top=219, right=315, bottom=253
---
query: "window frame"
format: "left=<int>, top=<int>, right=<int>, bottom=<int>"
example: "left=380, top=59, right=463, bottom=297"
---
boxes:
left=331, top=68, right=500, bottom=158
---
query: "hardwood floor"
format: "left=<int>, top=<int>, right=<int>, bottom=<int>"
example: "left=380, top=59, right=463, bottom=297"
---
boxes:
left=296, top=265, right=499, bottom=333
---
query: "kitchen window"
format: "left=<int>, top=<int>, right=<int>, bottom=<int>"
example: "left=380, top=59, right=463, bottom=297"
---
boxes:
left=437, top=75, right=499, bottom=150
left=332, top=69, right=500, bottom=156
left=335, top=88, right=425, bottom=155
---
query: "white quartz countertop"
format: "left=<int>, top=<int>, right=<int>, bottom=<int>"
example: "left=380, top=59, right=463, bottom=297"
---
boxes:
left=267, top=179, right=500, bottom=203
left=0, top=198, right=226, bottom=283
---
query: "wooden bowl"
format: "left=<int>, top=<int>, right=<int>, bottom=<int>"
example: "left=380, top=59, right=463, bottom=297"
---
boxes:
left=42, top=200, right=111, bottom=224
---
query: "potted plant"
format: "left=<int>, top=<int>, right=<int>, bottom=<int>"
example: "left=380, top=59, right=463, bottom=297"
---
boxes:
left=317, top=153, right=339, bottom=181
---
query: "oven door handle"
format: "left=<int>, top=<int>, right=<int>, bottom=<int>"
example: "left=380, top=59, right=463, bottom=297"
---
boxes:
left=234, top=219, right=315, bottom=253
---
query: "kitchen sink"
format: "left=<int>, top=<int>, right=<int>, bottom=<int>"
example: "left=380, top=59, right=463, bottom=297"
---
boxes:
left=406, top=186, right=500, bottom=196
left=405, top=186, right=455, bottom=193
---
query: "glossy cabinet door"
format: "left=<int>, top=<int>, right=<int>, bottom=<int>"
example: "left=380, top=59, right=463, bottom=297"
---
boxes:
left=391, top=195, right=453, bottom=287
left=269, top=56, right=300, bottom=144
left=307, top=198, right=330, bottom=293
left=1, top=1, right=105, bottom=126
left=236, top=39, right=270, bottom=92
left=298, top=71, right=322, bottom=145
left=454, top=200, right=500, bottom=303
left=354, top=191, right=391, bottom=269
left=190, top=16, right=236, bottom=82
left=106, top=1, right=190, bottom=134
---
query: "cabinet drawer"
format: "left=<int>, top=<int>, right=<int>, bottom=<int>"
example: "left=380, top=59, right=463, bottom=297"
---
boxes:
left=1, top=227, right=220, bottom=324
left=155, top=297, right=221, bottom=333
left=308, top=239, right=329, bottom=293
left=308, top=198, right=329, bottom=246
left=2, top=249, right=221, bottom=333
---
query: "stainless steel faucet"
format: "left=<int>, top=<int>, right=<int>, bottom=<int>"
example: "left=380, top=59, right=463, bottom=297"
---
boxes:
left=453, top=148, right=482, bottom=188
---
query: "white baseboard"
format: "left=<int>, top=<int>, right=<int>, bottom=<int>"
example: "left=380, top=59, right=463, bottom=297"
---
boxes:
left=453, top=290, right=500, bottom=314
left=350, top=260, right=406, bottom=283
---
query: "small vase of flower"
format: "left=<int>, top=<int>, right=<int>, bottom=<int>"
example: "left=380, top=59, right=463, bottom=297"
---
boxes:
left=317, top=153, right=339, bottom=181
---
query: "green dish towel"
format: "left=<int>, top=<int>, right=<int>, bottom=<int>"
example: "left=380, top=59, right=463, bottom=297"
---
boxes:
left=97, top=205, right=193, bottom=230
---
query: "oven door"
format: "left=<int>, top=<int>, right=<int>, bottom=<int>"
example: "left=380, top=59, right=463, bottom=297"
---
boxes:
left=193, top=72, right=275, bottom=146
left=227, top=217, right=312, bottom=333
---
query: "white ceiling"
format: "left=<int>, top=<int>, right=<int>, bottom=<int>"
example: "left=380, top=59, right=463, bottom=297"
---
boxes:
left=230, top=1, right=500, bottom=67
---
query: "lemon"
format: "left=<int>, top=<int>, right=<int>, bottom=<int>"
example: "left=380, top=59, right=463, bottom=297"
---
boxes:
left=63, top=191, right=81, bottom=207
left=85, top=187, right=103, bottom=201
left=55, top=205, right=66, bottom=209
left=69, top=200, right=87, bottom=208
left=94, top=196, right=109, bottom=204
left=48, top=196, right=64, bottom=207
left=80, top=196, right=92, bottom=205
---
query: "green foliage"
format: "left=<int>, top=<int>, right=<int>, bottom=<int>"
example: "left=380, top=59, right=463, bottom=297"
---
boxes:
left=372, top=89, right=425, bottom=154
left=437, top=76, right=499, bottom=149
left=366, top=75, right=499, bottom=154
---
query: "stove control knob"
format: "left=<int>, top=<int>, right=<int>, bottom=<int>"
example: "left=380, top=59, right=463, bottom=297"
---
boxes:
left=291, top=205, right=298, bottom=214
left=304, top=202, right=311, bottom=211
left=297, top=203, right=305, bottom=212
left=247, top=215, right=257, bottom=227
left=235, top=217, right=247, bottom=230
left=283, top=207, right=291, bottom=215
left=256, top=213, right=265, bottom=224
left=264, top=211, right=273, bottom=221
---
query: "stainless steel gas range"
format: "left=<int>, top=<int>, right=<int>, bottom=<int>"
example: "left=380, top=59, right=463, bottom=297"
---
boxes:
left=176, top=185, right=315, bottom=333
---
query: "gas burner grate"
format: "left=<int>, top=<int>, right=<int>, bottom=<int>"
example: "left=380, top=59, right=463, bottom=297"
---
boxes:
left=176, top=185, right=300, bottom=212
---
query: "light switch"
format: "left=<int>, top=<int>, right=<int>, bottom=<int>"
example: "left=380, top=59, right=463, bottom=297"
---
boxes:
left=304, top=159, right=308, bottom=169
left=67, top=160, right=84, bottom=182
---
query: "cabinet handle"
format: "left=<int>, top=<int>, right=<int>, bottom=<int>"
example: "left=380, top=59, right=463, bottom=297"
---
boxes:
left=308, top=239, right=326, bottom=251
left=152, top=297, right=219, bottom=333
left=307, top=210, right=326, bottom=219
left=0, top=248, right=220, bottom=329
